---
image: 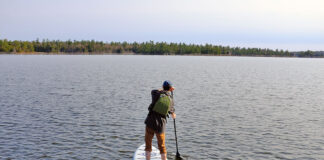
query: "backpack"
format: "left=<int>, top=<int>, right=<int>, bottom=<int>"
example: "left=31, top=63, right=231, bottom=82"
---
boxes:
left=152, top=93, right=171, bottom=116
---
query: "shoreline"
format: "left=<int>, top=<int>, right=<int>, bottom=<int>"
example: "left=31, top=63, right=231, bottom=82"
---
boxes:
left=1, top=52, right=323, bottom=58
left=1, top=39, right=322, bottom=57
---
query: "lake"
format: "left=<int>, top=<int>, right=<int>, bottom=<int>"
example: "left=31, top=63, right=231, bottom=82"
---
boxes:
left=0, top=55, right=323, bottom=159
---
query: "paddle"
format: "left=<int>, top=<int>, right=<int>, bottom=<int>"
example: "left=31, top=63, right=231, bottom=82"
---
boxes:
left=171, top=91, right=183, bottom=160
left=173, top=119, right=182, bottom=160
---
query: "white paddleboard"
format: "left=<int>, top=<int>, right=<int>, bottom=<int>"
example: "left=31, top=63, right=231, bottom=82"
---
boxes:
left=133, top=144, right=166, bottom=160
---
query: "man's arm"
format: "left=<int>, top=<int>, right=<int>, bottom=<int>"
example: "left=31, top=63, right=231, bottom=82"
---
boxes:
left=169, top=97, right=176, bottom=119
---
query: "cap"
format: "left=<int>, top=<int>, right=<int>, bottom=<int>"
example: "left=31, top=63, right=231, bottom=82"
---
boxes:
left=163, top=80, right=172, bottom=88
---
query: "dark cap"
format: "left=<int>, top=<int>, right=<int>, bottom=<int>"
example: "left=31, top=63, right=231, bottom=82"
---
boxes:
left=163, top=80, right=172, bottom=88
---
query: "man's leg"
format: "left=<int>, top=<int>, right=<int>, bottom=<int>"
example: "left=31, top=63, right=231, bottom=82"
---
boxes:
left=145, top=127, right=154, bottom=160
left=156, top=132, right=167, bottom=160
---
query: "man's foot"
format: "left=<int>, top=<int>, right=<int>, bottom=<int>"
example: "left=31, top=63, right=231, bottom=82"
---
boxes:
left=161, top=153, right=167, bottom=160
left=145, top=151, right=151, bottom=160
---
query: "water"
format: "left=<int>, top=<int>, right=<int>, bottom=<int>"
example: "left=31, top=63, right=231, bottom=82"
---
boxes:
left=0, top=55, right=324, bottom=160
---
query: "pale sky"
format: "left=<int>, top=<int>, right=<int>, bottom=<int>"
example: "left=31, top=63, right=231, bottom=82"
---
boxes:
left=1, top=0, right=323, bottom=51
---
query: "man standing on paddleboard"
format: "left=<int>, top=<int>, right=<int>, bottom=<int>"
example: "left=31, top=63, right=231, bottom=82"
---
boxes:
left=144, top=80, right=176, bottom=160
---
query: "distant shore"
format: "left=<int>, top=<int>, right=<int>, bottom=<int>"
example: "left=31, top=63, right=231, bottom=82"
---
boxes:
left=1, top=52, right=324, bottom=58
left=1, top=39, right=323, bottom=57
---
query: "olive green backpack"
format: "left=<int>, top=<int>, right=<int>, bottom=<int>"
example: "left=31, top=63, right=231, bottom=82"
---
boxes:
left=152, top=93, right=171, bottom=116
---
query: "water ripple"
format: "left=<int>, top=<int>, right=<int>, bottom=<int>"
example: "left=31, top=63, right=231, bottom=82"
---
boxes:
left=1, top=55, right=324, bottom=159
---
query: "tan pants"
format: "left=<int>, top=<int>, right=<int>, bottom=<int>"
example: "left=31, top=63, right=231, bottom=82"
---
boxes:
left=145, top=127, right=166, bottom=154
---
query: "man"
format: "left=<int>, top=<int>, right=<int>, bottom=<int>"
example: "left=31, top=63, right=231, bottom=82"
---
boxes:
left=144, top=80, right=176, bottom=160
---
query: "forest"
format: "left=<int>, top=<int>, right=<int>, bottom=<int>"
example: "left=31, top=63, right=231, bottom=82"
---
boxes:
left=0, top=39, right=320, bottom=57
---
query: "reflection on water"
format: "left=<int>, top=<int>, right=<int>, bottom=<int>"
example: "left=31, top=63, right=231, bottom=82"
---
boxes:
left=0, top=55, right=324, bottom=159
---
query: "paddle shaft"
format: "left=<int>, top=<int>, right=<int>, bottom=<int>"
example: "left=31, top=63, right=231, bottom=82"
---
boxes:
left=171, top=91, right=181, bottom=158
left=174, top=119, right=180, bottom=156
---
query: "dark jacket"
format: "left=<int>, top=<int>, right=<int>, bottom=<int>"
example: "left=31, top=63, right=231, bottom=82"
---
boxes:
left=145, top=90, right=175, bottom=133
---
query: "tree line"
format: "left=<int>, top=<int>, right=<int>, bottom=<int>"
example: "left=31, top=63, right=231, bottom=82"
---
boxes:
left=0, top=39, right=319, bottom=57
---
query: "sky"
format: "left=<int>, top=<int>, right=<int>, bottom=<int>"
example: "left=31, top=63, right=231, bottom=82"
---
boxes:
left=0, top=0, right=323, bottom=51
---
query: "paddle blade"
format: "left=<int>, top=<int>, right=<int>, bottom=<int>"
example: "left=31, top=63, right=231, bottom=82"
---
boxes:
left=175, top=152, right=183, bottom=160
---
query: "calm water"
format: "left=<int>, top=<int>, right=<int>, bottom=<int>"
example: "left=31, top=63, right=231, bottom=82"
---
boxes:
left=0, top=55, right=324, bottom=160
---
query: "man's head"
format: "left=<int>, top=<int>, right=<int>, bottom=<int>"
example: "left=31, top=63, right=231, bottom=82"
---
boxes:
left=163, top=80, right=174, bottom=91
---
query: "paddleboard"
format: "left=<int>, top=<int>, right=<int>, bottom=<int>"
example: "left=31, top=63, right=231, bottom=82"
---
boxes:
left=133, top=144, right=166, bottom=160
